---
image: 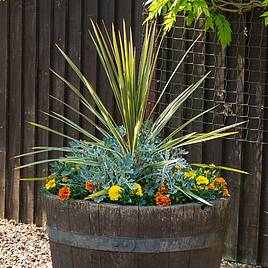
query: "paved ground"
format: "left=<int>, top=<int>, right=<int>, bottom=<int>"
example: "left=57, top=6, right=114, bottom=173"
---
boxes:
left=0, top=219, right=261, bottom=268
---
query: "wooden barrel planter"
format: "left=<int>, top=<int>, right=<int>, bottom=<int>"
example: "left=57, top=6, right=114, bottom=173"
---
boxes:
left=44, top=193, right=230, bottom=268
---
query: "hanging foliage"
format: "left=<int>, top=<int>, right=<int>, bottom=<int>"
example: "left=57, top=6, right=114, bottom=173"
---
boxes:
left=145, top=0, right=268, bottom=48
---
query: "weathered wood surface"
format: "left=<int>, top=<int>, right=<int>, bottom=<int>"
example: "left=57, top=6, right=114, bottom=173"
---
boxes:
left=45, top=194, right=230, bottom=268
left=0, top=0, right=143, bottom=225
left=152, top=11, right=268, bottom=267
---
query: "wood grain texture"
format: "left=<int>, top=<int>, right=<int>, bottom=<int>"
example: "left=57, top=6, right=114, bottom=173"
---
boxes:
left=223, top=13, right=245, bottom=261
left=50, top=0, right=67, bottom=158
left=44, top=195, right=230, bottom=268
left=0, top=0, right=8, bottom=218
left=80, top=0, right=98, bottom=137
left=186, top=19, right=206, bottom=164
left=6, top=0, right=23, bottom=222
left=68, top=200, right=93, bottom=268
left=137, top=206, right=171, bottom=267
left=237, top=12, right=264, bottom=265
left=20, top=0, right=37, bottom=224
left=35, top=0, right=52, bottom=226
left=65, top=0, right=82, bottom=141
left=46, top=194, right=73, bottom=268
left=97, top=0, right=116, bottom=127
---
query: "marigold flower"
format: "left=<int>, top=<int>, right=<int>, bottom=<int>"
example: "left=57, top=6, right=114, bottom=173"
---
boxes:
left=215, top=177, right=227, bottom=185
left=196, top=175, right=209, bottom=185
left=208, top=182, right=216, bottom=191
left=134, top=183, right=143, bottom=197
left=159, top=185, right=169, bottom=194
left=85, top=180, right=95, bottom=192
left=45, top=179, right=57, bottom=190
left=58, top=186, right=71, bottom=201
left=108, top=185, right=123, bottom=201
left=222, top=188, right=230, bottom=197
left=184, top=171, right=196, bottom=178
left=193, top=185, right=205, bottom=191
left=155, top=193, right=171, bottom=206
left=175, top=165, right=182, bottom=171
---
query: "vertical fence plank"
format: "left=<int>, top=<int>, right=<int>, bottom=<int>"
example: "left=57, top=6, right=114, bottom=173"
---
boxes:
left=6, top=0, right=23, bottom=222
left=0, top=0, right=8, bottom=218
left=238, top=12, right=266, bottom=265
left=114, top=0, right=132, bottom=124
left=81, top=0, right=98, bottom=136
left=132, top=0, right=143, bottom=55
left=35, top=0, right=52, bottom=226
left=98, top=0, right=115, bottom=122
left=20, top=0, right=37, bottom=224
left=203, top=31, right=225, bottom=166
left=186, top=20, right=206, bottom=164
left=50, top=0, right=67, bottom=157
left=260, top=126, right=268, bottom=265
left=223, top=13, right=245, bottom=261
left=65, top=0, right=82, bottom=141
left=166, top=17, right=186, bottom=136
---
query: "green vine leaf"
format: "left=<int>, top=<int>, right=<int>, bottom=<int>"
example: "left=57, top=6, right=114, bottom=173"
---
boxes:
left=214, top=14, right=232, bottom=48
left=145, top=0, right=268, bottom=48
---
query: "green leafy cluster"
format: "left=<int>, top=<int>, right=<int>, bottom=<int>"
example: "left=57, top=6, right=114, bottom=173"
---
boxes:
left=145, top=0, right=268, bottom=48
left=43, top=123, right=230, bottom=206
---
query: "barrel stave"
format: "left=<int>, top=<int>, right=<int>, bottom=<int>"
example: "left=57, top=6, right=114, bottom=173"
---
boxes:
left=44, top=194, right=230, bottom=268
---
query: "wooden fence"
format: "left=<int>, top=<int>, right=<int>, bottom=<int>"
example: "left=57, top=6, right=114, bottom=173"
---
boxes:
left=153, top=12, right=268, bottom=267
left=0, top=0, right=142, bottom=225
left=0, top=1, right=267, bottom=267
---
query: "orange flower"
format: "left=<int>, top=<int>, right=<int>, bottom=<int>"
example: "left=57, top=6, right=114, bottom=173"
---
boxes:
left=58, top=186, right=71, bottom=201
left=222, top=188, right=230, bottom=197
left=159, top=185, right=169, bottom=194
left=215, top=177, right=227, bottom=185
left=175, top=165, right=182, bottom=171
left=85, top=180, right=95, bottom=192
left=208, top=182, right=216, bottom=191
left=155, top=193, right=171, bottom=206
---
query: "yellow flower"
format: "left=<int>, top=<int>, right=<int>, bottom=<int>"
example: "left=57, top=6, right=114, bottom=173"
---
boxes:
left=184, top=171, right=196, bottom=178
left=196, top=176, right=209, bottom=185
left=108, top=185, right=123, bottom=201
left=45, top=179, right=57, bottom=190
left=134, top=183, right=143, bottom=197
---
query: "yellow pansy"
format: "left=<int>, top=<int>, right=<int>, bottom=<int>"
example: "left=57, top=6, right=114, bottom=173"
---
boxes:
left=196, top=176, right=209, bottom=185
left=184, top=171, right=196, bottom=178
left=108, top=185, right=123, bottom=201
left=45, top=179, right=57, bottom=190
left=134, top=183, right=143, bottom=197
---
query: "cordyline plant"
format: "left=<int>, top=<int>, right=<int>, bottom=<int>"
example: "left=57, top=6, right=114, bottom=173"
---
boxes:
left=16, top=21, right=247, bottom=206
